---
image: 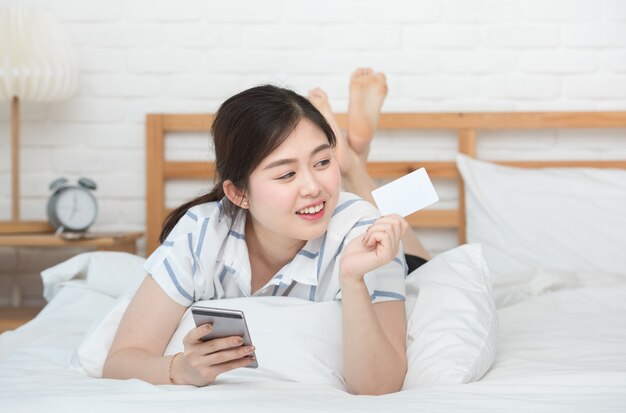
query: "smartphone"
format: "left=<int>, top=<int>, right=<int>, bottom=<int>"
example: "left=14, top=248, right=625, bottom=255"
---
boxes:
left=190, top=306, right=258, bottom=368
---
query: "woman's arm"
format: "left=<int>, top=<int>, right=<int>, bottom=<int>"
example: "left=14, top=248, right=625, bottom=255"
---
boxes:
left=103, top=276, right=187, bottom=383
left=339, top=214, right=409, bottom=395
left=103, top=276, right=256, bottom=385
left=341, top=281, right=407, bottom=395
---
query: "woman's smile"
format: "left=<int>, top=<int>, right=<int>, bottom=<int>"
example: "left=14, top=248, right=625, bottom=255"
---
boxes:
left=295, top=201, right=326, bottom=220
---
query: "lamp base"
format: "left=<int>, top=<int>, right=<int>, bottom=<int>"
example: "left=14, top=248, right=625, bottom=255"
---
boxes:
left=0, top=221, right=54, bottom=235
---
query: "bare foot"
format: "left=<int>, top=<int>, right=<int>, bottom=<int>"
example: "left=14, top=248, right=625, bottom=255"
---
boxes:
left=308, top=87, right=356, bottom=175
left=347, top=68, right=388, bottom=159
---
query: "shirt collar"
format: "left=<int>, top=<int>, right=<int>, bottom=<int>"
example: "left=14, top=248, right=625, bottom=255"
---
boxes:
left=220, top=209, right=322, bottom=294
left=281, top=236, right=323, bottom=286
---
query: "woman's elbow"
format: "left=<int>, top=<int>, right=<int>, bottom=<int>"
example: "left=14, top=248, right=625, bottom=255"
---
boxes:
left=102, top=349, right=126, bottom=379
left=346, top=369, right=407, bottom=396
left=346, top=381, right=403, bottom=396
left=101, top=353, right=115, bottom=379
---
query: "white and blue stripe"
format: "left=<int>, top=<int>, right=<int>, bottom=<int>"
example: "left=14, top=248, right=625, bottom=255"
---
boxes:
left=143, top=192, right=407, bottom=307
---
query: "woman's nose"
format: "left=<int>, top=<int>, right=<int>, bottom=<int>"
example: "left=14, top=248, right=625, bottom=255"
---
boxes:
left=299, top=170, right=321, bottom=197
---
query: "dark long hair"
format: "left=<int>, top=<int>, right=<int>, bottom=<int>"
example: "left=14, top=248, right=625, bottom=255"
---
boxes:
left=159, top=85, right=337, bottom=242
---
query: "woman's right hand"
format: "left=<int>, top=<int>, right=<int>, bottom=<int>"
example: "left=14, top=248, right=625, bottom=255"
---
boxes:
left=173, top=323, right=256, bottom=386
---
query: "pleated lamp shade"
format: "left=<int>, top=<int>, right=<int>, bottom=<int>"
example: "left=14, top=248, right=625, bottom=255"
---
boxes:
left=0, top=6, right=78, bottom=102
left=0, top=6, right=78, bottom=226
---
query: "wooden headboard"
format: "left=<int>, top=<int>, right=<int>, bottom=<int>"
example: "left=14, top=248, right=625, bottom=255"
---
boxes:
left=145, top=111, right=626, bottom=255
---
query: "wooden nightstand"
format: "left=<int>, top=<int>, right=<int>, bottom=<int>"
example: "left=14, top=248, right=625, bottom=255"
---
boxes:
left=0, top=231, right=143, bottom=254
left=0, top=231, right=143, bottom=332
left=0, top=307, right=43, bottom=333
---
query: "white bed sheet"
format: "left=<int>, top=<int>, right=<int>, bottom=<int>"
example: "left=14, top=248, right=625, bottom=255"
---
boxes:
left=1, top=277, right=626, bottom=413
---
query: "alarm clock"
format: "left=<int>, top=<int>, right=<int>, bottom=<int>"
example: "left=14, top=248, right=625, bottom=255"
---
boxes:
left=47, top=177, right=98, bottom=233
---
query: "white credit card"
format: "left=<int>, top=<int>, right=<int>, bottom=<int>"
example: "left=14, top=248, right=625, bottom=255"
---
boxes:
left=371, top=168, right=439, bottom=217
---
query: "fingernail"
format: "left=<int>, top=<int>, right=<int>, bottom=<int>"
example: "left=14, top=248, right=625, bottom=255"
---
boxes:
left=236, top=337, right=244, bottom=345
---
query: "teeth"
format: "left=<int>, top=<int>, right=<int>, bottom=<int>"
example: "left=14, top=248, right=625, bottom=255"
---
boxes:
left=298, top=203, right=324, bottom=215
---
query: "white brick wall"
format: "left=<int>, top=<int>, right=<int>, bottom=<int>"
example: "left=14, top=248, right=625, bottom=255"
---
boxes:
left=1, top=0, right=626, bottom=306
left=484, top=25, right=560, bottom=48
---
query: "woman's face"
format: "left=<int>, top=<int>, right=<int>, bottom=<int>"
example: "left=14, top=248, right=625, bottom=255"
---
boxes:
left=246, top=118, right=341, bottom=245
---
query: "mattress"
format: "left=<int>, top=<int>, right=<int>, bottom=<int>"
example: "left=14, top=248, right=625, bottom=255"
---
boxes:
left=1, top=272, right=626, bottom=412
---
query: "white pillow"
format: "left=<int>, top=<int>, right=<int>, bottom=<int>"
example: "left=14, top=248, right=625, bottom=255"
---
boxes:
left=71, top=288, right=138, bottom=377
left=72, top=244, right=497, bottom=390
left=164, top=297, right=345, bottom=389
left=41, top=251, right=145, bottom=301
left=456, top=154, right=626, bottom=279
left=402, top=243, right=497, bottom=388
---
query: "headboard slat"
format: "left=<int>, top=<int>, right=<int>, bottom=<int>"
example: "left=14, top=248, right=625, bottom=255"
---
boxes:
left=164, top=161, right=216, bottom=179
left=376, top=112, right=626, bottom=129
left=162, top=114, right=214, bottom=131
left=496, top=160, right=626, bottom=169
left=152, top=111, right=626, bottom=132
left=406, top=210, right=459, bottom=228
left=367, top=162, right=458, bottom=179
left=146, top=111, right=626, bottom=255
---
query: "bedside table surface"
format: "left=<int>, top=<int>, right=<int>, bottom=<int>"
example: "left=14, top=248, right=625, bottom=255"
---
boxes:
left=0, top=231, right=143, bottom=248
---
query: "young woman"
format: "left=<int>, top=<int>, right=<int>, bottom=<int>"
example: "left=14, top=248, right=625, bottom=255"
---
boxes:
left=103, top=70, right=419, bottom=395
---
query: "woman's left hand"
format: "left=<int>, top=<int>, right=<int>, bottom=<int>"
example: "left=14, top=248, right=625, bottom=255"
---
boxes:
left=339, top=214, right=408, bottom=284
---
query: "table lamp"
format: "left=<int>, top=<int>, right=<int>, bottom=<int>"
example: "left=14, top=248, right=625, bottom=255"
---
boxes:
left=0, top=6, right=79, bottom=233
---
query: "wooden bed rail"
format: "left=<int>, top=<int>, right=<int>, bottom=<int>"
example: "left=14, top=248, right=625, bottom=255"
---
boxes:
left=146, top=111, right=626, bottom=255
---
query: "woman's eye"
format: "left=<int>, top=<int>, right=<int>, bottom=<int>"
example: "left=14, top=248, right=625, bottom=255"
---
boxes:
left=278, top=172, right=295, bottom=180
left=316, top=159, right=331, bottom=168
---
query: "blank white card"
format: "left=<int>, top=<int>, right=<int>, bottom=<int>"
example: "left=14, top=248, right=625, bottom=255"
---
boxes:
left=371, top=167, right=439, bottom=217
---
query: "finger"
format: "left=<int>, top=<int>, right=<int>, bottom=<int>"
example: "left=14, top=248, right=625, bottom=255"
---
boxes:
left=363, top=226, right=387, bottom=248
left=386, top=214, right=408, bottom=236
left=365, top=222, right=392, bottom=235
left=184, top=323, right=213, bottom=346
left=365, top=230, right=392, bottom=250
left=363, top=214, right=404, bottom=246
left=198, top=335, right=245, bottom=356
left=360, top=231, right=368, bottom=245
left=399, top=217, right=409, bottom=234
left=364, top=222, right=397, bottom=245
left=206, top=345, right=255, bottom=366
left=373, top=216, right=401, bottom=230
left=369, top=231, right=402, bottom=259
left=210, top=355, right=257, bottom=377
left=374, top=215, right=407, bottom=241
left=376, top=214, right=403, bottom=226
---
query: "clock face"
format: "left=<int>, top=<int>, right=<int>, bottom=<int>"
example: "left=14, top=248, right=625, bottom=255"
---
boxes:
left=54, top=187, right=97, bottom=231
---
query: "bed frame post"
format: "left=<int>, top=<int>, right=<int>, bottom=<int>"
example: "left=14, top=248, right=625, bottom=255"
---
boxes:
left=146, top=115, right=165, bottom=256
left=458, top=128, right=477, bottom=245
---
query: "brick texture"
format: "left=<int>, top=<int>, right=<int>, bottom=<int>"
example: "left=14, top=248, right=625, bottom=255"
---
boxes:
left=1, top=0, right=626, bottom=306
